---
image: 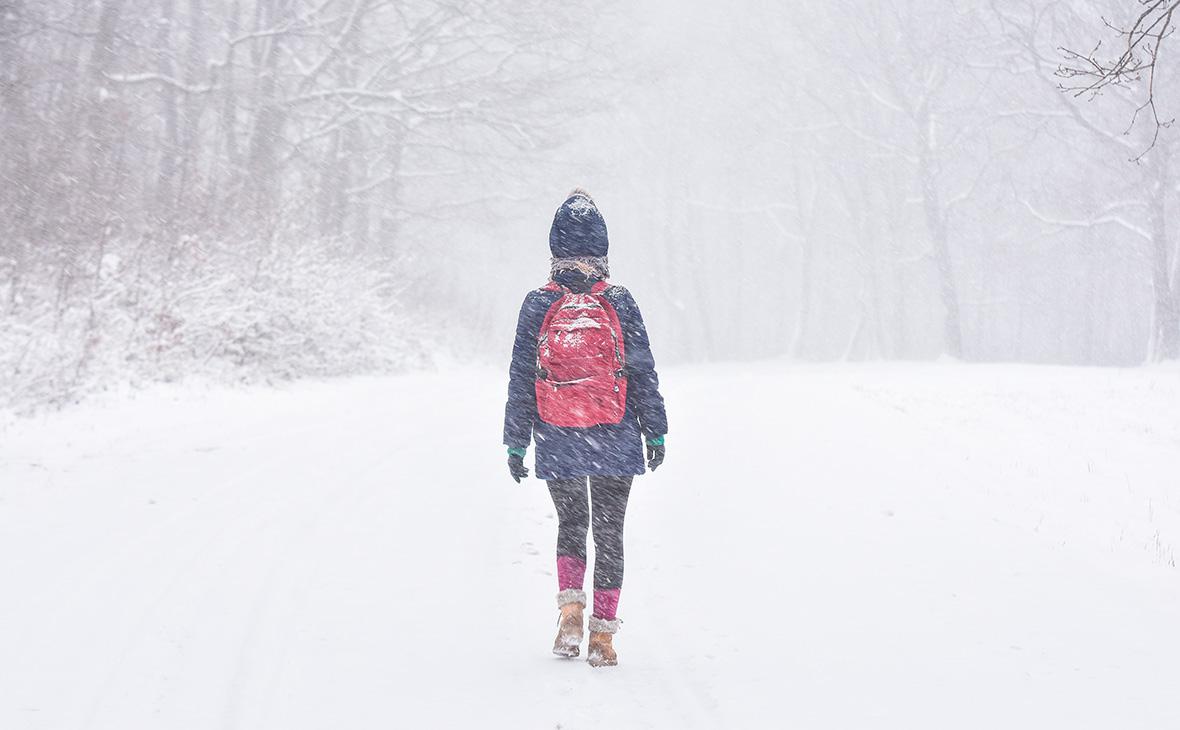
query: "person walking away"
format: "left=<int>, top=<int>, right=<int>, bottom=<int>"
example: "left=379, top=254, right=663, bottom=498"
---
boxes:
left=503, top=188, right=668, bottom=667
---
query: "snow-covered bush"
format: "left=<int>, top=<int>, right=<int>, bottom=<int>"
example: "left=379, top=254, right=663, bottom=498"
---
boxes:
left=0, top=237, right=428, bottom=411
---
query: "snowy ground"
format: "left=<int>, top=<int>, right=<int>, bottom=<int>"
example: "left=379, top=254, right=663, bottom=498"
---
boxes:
left=1, top=363, right=1178, bottom=729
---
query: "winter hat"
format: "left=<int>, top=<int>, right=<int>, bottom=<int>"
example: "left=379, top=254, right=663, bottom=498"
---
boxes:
left=549, top=188, right=609, bottom=258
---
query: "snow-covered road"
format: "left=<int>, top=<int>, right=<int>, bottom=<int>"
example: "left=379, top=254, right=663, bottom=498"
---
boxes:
left=2, top=364, right=1178, bottom=729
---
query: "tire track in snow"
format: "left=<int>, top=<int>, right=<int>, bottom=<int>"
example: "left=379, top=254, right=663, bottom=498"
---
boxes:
left=3, top=413, right=334, bottom=632
left=216, top=446, right=403, bottom=730
left=79, top=421, right=403, bottom=728
left=2, top=420, right=340, bottom=729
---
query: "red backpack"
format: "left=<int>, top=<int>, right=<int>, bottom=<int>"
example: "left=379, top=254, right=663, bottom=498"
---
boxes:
left=535, top=281, right=627, bottom=427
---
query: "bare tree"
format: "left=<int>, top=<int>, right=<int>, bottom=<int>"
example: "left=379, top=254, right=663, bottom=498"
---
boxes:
left=1058, top=0, right=1178, bottom=157
left=797, top=1, right=1011, bottom=360
left=995, top=0, right=1180, bottom=360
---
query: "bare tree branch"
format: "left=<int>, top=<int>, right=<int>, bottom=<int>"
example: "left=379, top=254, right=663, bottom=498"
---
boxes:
left=1058, top=0, right=1178, bottom=159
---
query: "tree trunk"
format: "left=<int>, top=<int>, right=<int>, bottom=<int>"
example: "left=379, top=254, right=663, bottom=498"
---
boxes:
left=790, top=237, right=814, bottom=358
left=215, top=0, right=242, bottom=236
left=318, top=130, right=345, bottom=237
left=245, top=0, right=289, bottom=230
left=0, top=0, right=32, bottom=237
left=918, top=134, right=963, bottom=359
left=342, top=116, right=367, bottom=250
left=1147, top=145, right=1179, bottom=360
left=379, top=120, right=407, bottom=255
left=41, top=0, right=95, bottom=233
left=173, top=0, right=207, bottom=228
left=85, top=0, right=126, bottom=201
left=787, top=163, right=816, bottom=359
left=155, top=0, right=180, bottom=239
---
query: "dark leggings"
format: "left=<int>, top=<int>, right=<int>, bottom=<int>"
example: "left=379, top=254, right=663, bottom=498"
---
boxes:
left=547, top=476, right=633, bottom=589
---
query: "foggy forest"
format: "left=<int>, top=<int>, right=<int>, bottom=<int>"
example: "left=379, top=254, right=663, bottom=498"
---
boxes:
left=2, top=0, right=1177, bottom=409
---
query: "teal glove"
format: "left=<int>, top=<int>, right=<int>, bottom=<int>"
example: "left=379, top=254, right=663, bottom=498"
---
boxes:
left=645, top=435, right=665, bottom=471
left=507, top=447, right=529, bottom=482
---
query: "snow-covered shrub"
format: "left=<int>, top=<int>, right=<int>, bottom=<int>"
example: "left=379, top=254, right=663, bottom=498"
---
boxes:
left=0, top=237, right=428, bottom=411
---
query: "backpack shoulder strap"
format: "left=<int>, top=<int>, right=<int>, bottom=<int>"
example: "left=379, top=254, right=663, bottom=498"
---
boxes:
left=543, top=281, right=567, bottom=293
left=600, top=283, right=628, bottom=299
left=588, top=281, right=626, bottom=370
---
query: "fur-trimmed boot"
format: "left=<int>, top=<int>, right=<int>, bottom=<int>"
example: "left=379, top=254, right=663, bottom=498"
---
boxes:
left=553, top=589, right=586, bottom=657
left=587, top=616, right=619, bottom=667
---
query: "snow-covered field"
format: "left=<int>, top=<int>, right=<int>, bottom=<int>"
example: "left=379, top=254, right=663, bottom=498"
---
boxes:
left=1, top=364, right=1178, bottom=729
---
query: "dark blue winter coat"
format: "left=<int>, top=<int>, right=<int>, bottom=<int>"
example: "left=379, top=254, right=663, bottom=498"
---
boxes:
left=503, top=276, right=668, bottom=480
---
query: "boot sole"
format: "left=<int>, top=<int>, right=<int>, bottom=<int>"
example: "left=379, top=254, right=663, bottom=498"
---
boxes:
left=587, top=657, right=618, bottom=667
left=552, top=646, right=580, bottom=658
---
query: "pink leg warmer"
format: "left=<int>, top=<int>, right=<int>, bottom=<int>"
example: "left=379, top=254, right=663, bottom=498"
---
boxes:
left=593, top=588, right=620, bottom=621
left=556, top=555, right=586, bottom=591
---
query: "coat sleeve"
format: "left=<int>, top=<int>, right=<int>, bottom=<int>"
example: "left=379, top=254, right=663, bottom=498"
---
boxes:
left=614, top=288, right=669, bottom=438
left=503, top=292, right=546, bottom=449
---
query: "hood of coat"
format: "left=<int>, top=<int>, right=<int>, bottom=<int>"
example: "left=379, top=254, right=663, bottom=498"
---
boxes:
left=549, top=191, right=608, bottom=259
